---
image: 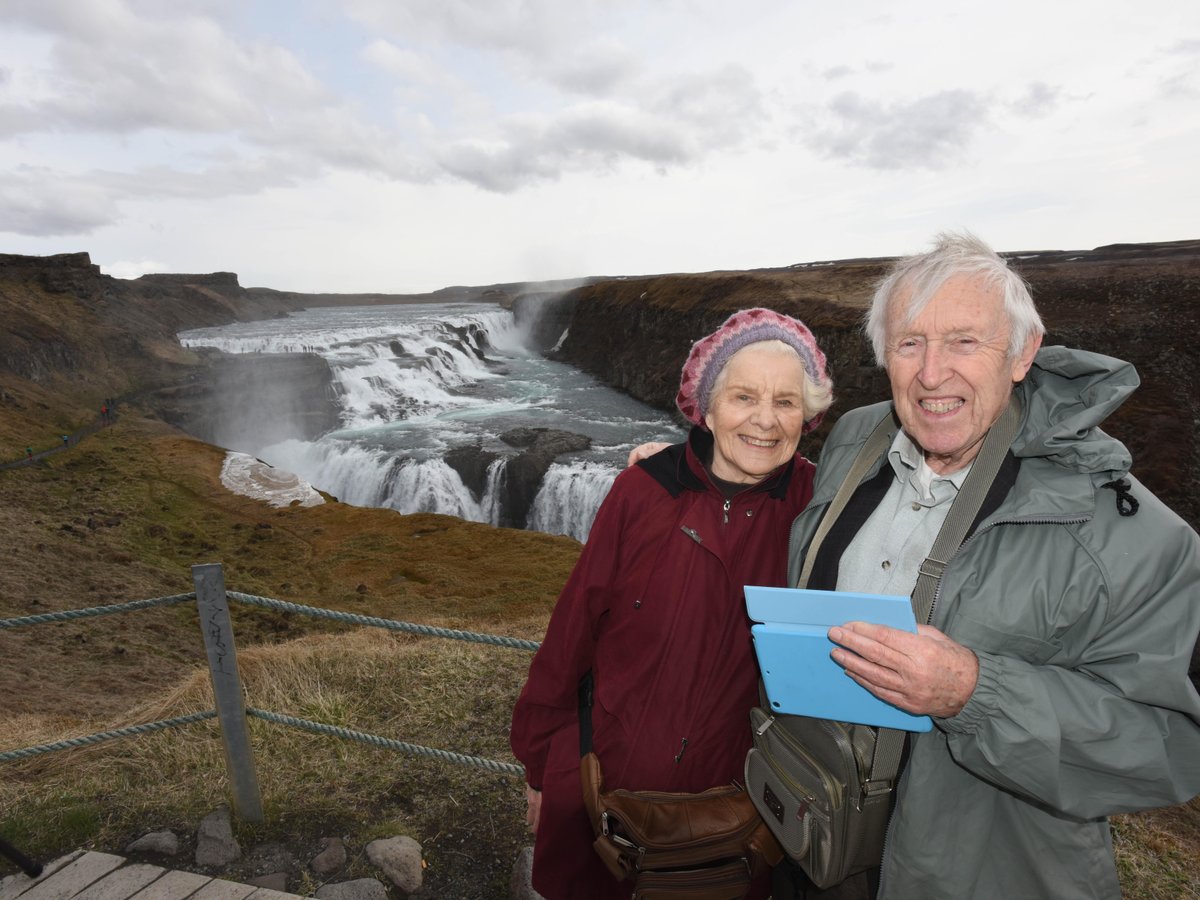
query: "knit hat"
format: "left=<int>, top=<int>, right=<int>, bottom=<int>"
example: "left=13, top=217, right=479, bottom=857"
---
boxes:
left=675, top=307, right=830, bottom=432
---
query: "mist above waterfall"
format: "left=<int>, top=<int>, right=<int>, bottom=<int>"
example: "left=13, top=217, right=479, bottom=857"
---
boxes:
left=178, top=302, right=684, bottom=540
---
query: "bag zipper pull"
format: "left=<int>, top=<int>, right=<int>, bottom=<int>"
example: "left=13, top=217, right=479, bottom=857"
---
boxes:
left=674, top=737, right=688, bottom=763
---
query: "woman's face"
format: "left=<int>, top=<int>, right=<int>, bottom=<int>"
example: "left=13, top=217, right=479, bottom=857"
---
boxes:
left=703, top=345, right=808, bottom=484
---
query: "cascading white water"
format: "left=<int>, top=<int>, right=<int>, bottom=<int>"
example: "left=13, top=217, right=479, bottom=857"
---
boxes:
left=178, top=302, right=684, bottom=541
left=528, top=462, right=620, bottom=542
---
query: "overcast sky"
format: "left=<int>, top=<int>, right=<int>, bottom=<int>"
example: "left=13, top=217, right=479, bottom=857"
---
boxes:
left=1, top=0, right=1197, bottom=293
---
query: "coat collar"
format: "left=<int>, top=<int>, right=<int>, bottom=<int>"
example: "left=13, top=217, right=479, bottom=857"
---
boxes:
left=637, top=426, right=795, bottom=501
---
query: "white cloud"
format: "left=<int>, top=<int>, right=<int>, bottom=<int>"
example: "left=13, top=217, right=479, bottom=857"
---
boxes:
left=103, top=259, right=174, bottom=279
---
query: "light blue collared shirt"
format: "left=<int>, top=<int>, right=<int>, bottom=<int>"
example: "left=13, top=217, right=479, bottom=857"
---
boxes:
left=837, top=430, right=973, bottom=597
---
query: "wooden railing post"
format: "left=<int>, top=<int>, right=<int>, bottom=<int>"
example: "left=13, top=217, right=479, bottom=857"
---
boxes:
left=192, top=563, right=264, bottom=822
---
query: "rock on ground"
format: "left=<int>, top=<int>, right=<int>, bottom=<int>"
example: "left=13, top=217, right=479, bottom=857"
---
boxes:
left=194, top=806, right=241, bottom=867
left=124, top=830, right=180, bottom=856
left=365, top=835, right=424, bottom=894
left=311, top=836, right=348, bottom=877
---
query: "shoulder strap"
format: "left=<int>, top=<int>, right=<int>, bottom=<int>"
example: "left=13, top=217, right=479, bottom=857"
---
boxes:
left=909, top=393, right=1021, bottom=623
left=578, top=670, right=595, bottom=756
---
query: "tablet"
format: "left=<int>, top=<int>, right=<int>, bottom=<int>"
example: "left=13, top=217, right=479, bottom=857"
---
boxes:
left=745, top=585, right=933, bottom=732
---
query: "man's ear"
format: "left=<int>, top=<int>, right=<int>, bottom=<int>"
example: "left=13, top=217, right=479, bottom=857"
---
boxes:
left=1010, top=332, right=1043, bottom=383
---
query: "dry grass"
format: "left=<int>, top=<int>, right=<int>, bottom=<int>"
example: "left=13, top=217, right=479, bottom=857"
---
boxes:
left=0, top=630, right=539, bottom=897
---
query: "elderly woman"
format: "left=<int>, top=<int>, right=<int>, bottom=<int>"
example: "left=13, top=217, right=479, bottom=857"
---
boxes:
left=510, top=308, right=834, bottom=899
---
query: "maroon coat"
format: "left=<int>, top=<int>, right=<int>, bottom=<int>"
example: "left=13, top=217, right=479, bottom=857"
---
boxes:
left=510, top=429, right=816, bottom=899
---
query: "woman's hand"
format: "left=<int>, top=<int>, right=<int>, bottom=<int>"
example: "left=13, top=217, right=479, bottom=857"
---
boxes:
left=627, top=442, right=670, bottom=466
left=525, top=784, right=543, bottom=833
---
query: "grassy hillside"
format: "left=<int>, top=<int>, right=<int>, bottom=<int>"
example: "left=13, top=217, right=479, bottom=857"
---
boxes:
left=0, top=413, right=580, bottom=897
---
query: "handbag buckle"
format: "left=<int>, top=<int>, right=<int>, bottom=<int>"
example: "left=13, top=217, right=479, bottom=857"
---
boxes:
left=857, top=778, right=893, bottom=809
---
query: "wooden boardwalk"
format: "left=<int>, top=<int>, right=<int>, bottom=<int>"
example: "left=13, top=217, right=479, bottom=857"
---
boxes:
left=0, top=851, right=305, bottom=900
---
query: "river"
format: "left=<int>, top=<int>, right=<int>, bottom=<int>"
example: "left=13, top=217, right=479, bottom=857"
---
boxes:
left=177, top=302, right=684, bottom=541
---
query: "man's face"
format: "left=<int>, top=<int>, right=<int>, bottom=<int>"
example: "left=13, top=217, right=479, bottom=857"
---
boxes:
left=885, top=276, right=1040, bottom=475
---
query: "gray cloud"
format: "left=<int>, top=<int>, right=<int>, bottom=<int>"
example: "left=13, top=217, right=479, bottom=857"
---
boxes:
left=0, top=168, right=116, bottom=236
left=545, top=40, right=640, bottom=96
left=1010, top=81, right=1061, bottom=118
left=1159, top=39, right=1200, bottom=98
left=807, top=90, right=988, bottom=170
left=435, top=64, right=764, bottom=192
left=822, top=65, right=854, bottom=81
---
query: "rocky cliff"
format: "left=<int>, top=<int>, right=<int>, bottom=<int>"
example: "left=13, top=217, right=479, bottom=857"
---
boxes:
left=551, top=241, right=1200, bottom=531
left=4, top=244, right=1198, bottom=534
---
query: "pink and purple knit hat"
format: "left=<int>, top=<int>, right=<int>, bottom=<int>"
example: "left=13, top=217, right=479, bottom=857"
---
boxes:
left=675, top=307, right=830, bottom=433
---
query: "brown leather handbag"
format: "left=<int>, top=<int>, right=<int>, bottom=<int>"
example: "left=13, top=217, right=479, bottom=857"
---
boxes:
left=578, top=674, right=783, bottom=899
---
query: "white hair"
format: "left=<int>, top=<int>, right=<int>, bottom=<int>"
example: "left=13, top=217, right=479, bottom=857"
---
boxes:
left=864, top=231, right=1045, bottom=365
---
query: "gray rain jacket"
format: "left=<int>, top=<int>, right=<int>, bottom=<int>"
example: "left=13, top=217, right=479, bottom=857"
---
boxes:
left=785, top=346, right=1200, bottom=899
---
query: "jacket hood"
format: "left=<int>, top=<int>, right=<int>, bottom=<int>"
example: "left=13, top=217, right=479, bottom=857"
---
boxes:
left=1013, top=345, right=1137, bottom=479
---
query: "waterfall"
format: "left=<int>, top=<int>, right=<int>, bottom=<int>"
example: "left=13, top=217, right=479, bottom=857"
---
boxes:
left=180, top=303, right=685, bottom=543
left=528, top=462, right=619, bottom=542
left=479, top=458, right=506, bottom=524
left=379, top=458, right=487, bottom=520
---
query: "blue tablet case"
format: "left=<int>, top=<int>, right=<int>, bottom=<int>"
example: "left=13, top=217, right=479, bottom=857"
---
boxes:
left=745, top=585, right=933, bottom=732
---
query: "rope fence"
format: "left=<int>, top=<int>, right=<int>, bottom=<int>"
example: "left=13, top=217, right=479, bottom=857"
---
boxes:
left=0, top=593, right=196, bottom=629
left=227, top=590, right=541, bottom=651
left=0, top=712, right=218, bottom=763
left=246, top=709, right=525, bottom=777
left=1, top=564, right=539, bottom=819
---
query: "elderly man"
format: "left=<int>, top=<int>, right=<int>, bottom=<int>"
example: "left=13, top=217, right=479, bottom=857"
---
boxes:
left=784, top=232, right=1200, bottom=899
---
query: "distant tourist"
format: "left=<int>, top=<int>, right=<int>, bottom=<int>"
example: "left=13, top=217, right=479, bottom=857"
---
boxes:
left=511, top=308, right=834, bottom=899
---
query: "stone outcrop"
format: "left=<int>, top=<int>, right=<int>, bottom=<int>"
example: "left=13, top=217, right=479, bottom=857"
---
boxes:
left=445, top=443, right=501, bottom=501
left=499, top=427, right=593, bottom=528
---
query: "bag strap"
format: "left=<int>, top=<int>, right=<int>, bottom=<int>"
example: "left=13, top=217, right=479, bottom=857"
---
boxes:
left=798, top=393, right=1023, bottom=793
left=578, top=669, right=595, bottom=756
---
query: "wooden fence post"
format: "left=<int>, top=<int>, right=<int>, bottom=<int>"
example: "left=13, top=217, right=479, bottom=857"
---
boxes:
left=192, top=563, right=264, bottom=822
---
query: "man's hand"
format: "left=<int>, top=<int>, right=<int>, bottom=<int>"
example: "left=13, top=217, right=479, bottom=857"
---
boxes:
left=525, top=784, right=543, bottom=833
left=827, top=622, right=979, bottom=718
left=626, top=442, right=671, bottom=467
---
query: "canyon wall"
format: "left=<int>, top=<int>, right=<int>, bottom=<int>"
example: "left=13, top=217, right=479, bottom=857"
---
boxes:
left=554, top=242, right=1200, bottom=531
